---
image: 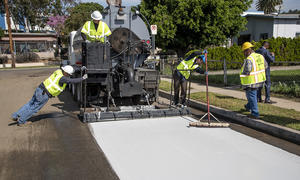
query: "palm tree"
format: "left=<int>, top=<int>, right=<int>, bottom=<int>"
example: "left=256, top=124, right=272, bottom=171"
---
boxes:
left=256, top=0, right=283, bottom=14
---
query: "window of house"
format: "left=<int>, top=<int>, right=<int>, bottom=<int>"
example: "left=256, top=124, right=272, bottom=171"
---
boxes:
left=296, top=32, right=300, bottom=37
left=238, top=34, right=251, bottom=45
left=260, top=33, right=268, bottom=40
left=296, top=20, right=300, bottom=25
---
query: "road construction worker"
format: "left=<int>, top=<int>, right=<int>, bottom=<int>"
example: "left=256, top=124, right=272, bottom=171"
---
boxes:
left=240, top=42, right=267, bottom=119
left=81, top=10, right=112, bottom=42
left=11, top=65, right=88, bottom=126
left=256, top=41, right=275, bottom=104
left=173, top=51, right=206, bottom=106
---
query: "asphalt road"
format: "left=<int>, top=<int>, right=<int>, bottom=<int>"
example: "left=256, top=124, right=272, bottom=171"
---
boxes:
left=0, top=67, right=299, bottom=179
left=0, top=68, right=119, bottom=180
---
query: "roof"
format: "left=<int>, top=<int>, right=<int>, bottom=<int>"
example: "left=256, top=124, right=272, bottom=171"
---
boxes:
left=245, top=13, right=300, bottom=19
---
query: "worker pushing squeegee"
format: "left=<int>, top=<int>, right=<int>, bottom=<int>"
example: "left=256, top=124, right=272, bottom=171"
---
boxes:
left=172, top=49, right=229, bottom=127
left=172, top=50, right=207, bottom=107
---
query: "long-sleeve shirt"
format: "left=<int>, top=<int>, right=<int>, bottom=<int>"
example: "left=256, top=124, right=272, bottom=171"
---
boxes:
left=255, top=47, right=275, bottom=65
left=175, top=58, right=204, bottom=81
left=58, top=65, right=84, bottom=86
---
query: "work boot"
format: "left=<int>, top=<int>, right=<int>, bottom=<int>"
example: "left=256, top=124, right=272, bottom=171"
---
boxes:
left=11, top=116, right=19, bottom=122
left=244, top=104, right=250, bottom=112
left=264, top=99, right=276, bottom=104
left=17, top=121, right=32, bottom=127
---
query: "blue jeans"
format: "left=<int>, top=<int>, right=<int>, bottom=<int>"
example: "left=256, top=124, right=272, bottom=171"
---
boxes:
left=245, top=88, right=259, bottom=117
left=257, top=67, right=271, bottom=101
left=12, top=87, right=49, bottom=124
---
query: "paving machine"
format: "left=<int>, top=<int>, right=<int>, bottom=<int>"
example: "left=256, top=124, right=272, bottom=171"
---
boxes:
left=69, top=3, right=190, bottom=122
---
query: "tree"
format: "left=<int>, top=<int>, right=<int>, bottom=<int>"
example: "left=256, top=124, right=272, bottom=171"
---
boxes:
left=282, top=9, right=300, bottom=14
left=63, top=2, right=104, bottom=34
left=0, top=0, right=76, bottom=31
left=140, top=0, right=252, bottom=57
left=47, top=15, right=66, bottom=35
left=256, top=0, right=283, bottom=14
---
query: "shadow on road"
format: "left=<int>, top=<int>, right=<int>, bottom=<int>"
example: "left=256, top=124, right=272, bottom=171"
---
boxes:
left=52, top=90, right=79, bottom=112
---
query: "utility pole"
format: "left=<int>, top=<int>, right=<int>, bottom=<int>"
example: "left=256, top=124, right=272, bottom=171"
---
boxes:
left=4, top=0, right=15, bottom=68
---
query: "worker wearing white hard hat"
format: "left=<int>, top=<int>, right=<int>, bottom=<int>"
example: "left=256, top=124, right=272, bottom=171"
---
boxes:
left=11, top=65, right=88, bottom=126
left=81, top=10, right=111, bottom=43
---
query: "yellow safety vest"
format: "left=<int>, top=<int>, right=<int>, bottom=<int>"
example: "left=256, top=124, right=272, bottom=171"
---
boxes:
left=176, top=57, right=199, bottom=79
left=43, top=69, right=66, bottom=97
left=81, top=21, right=112, bottom=42
left=240, top=53, right=266, bottom=85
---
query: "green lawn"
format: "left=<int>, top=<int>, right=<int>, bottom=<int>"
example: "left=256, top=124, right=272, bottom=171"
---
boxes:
left=159, top=80, right=300, bottom=131
left=188, top=69, right=300, bottom=98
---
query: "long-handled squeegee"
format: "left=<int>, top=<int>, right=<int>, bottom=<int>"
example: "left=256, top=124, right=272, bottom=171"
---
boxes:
left=189, top=51, right=229, bottom=128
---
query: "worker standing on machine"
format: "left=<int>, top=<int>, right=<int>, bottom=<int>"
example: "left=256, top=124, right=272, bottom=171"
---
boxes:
left=81, top=11, right=112, bottom=43
left=173, top=51, right=206, bottom=107
left=240, top=42, right=266, bottom=119
left=11, top=65, right=88, bottom=126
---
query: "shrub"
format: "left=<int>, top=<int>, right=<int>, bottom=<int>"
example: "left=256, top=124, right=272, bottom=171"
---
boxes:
left=271, top=81, right=300, bottom=98
left=16, top=52, right=39, bottom=63
left=0, top=56, right=8, bottom=64
left=206, top=37, right=300, bottom=70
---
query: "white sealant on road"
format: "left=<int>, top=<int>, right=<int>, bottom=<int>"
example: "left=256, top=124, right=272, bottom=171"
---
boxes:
left=89, top=116, right=300, bottom=180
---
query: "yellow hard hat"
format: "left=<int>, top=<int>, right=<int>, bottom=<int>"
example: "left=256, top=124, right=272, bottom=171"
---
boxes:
left=242, top=42, right=253, bottom=51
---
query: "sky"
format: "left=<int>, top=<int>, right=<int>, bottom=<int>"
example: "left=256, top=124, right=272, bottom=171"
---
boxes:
left=81, top=0, right=300, bottom=12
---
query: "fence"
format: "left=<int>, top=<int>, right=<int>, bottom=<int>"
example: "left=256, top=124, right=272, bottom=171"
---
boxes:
left=159, top=57, right=300, bottom=86
left=0, top=41, right=56, bottom=54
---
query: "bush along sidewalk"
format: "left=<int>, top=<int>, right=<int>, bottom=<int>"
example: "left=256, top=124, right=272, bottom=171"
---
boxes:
left=206, top=37, right=300, bottom=70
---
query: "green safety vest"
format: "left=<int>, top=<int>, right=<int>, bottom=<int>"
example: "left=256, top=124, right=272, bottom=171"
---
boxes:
left=81, top=21, right=112, bottom=42
left=240, top=52, right=266, bottom=85
left=176, top=57, right=199, bottom=79
left=43, top=69, right=66, bottom=97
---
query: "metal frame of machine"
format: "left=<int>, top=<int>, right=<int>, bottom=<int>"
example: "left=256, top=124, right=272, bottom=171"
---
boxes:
left=68, top=4, right=190, bottom=122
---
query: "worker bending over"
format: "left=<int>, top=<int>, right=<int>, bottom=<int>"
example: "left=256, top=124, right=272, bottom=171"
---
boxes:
left=81, top=11, right=111, bottom=43
left=11, top=65, right=88, bottom=126
left=173, top=51, right=206, bottom=106
left=240, top=42, right=266, bottom=119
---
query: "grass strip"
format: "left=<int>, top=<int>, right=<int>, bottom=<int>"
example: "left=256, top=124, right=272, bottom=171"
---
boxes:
left=159, top=80, right=300, bottom=131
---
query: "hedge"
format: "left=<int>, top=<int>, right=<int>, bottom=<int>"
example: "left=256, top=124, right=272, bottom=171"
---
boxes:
left=206, top=37, right=300, bottom=70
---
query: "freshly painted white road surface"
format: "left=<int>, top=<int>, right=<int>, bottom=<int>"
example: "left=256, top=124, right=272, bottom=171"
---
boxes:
left=89, top=116, right=300, bottom=180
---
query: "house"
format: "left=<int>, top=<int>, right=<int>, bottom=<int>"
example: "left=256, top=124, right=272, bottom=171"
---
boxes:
left=0, top=13, right=54, bottom=32
left=235, top=13, right=300, bottom=45
left=0, top=14, right=57, bottom=55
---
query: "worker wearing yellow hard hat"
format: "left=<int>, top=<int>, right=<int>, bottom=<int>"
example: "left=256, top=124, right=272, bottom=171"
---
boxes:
left=240, top=42, right=267, bottom=119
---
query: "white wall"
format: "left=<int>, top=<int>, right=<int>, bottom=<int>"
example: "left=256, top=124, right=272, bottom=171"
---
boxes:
left=242, top=16, right=274, bottom=41
left=273, top=19, right=300, bottom=38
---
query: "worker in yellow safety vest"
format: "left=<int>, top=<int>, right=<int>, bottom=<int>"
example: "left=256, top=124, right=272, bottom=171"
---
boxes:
left=11, top=65, right=88, bottom=126
left=173, top=50, right=207, bottom=106
left=81, top=11, right=112, bottom=43
left=240, top=42, right=267, bottom=119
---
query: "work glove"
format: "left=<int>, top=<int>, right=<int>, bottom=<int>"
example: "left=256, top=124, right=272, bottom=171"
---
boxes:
left=81, top=66, right=87, bottom=71
left=202, top=49, right=208, bottom=54
left=82, top=74, right=88, bottom=80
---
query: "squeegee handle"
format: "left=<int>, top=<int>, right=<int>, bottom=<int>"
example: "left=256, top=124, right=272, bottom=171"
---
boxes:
left=205, top=52, right=210, bottom=123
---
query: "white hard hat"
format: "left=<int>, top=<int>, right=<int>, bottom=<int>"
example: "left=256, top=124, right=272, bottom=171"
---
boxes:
left=91, top=11, right=102, bottom=20
left=61, top=65, right=74, bottom=75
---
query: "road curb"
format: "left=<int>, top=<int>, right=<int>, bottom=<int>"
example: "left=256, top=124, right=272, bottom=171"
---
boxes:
left=0, top=61, right=60, bottom=68
left=159, top=90, right=300, bottom=145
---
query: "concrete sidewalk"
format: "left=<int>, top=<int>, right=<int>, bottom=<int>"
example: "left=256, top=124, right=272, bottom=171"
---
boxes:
left=161, top=77, right=300, bottom=112
left=0, top=61, right=60, bottom=68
